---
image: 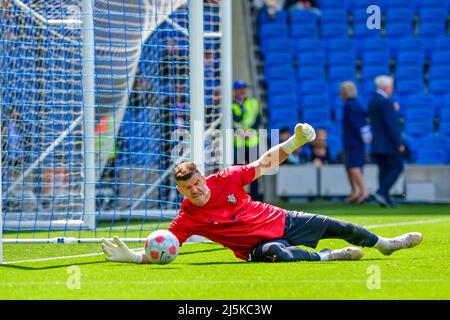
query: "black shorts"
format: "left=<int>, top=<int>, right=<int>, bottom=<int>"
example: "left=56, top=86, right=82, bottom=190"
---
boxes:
left=281, top=210, right=330, bottom=249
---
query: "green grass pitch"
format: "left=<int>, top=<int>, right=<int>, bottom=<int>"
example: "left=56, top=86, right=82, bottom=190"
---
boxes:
left=1, top=202, right=449, bottom=300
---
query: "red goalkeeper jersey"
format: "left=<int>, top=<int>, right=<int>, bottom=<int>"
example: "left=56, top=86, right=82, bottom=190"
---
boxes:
left=168, top=165, right=286, bottom=260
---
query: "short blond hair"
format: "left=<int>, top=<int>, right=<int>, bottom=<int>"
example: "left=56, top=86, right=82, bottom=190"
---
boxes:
left=340, top=81, right=358, bottom=100
left=375, top=75, right=394, bottom=90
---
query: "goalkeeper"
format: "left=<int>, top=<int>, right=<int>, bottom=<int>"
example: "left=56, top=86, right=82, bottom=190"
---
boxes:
left=102, top=123, right=422, bottom=264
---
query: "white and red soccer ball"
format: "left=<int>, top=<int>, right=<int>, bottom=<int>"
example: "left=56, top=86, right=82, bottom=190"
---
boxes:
left=144, top=230, right=179, bottom=265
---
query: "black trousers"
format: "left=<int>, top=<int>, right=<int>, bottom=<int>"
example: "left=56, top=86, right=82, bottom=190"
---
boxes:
left=372, top=153, right=404, bottom=197
left=249, top=211, right=378, bottom=262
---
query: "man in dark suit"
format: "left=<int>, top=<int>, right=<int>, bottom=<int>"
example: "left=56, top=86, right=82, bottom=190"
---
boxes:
left=368, top=76, right=405, bottom=208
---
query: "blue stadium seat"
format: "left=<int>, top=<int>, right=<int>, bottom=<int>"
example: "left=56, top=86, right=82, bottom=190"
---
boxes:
left=418, top=0, right=447, bottom=10
left=419, top=8, right=448, bottom=25
left=386, top=22, right=414, bottom=41
left=326, top=133, right=343, bottom=162
left=267, top=80, right=297, bottom=96
left=395, top=65, right=423, bottom=82
left=362, top=65, right=390, bottom=82
left=361, top=38, right=389, bottom=53
left=393, top=37, right=425, bottom=59
left=263, top=38, right=293, bottom=56
left=396, top=80, right=424, bottom=96
left=404, top=108, right=434, bottom=123
left=386, top=0, right=414, bottom=11
left=387, top=9, right=414, bottom=25
left=321, top=23, right=349, bottom=39
left=291, top=24, right=319, bottom=39
left=265, top=65, right=296, bottom=82
left=431, top=52, right=450, bottom=67
left=328, top=65, right=356, bottom=82
left=429, top=66, right=450, bottom=81
left=297, top=52, right=326, bottom=67
left=302, top=108, right=332, bottom=123
left=432, top=37, right=450, bottom=53
left=418, top=22, right=446, bottom=39
left=328, top=52, right=356, bottom=66
left=396, top=51, right=425, bottom=68
left=404, top=121, right=434, bottom=139
left=301, top=94, right=329, bottom=110
left=404, top=94, right=434, bottom=110
left=362, top=51, right=391, bottom=71
left=269, top=108, right=299, bottom=122
left=351, top=8, right=370, bottom=23
left=353, top=22, right=382, bottom=39
left=295, top=39, right=324, bottom=53
left=362, top=79, right=377, bottom=96
left=297, top=65, right=326, bottom=81
left=290, top=9, right=319, bottom=26
left=267, top=93, right=298, bottom=110
left=260, top=24, right=289, bottom=39
left=321, top=9, right=348, bottom=25
left=429, top=80, right=450, bottom=96
left=264, top=52, right=293, bottom=68
left=416, top=149, right=449, bottom=164
left=298, top=80, right=328, bottom=95
left=440, top=121, right=450, bottom=137
left=326, top=38, right=355, bottom=54
left=318, top=0, right=350, bottom=11
left=440, top=109, right=450, bottom=122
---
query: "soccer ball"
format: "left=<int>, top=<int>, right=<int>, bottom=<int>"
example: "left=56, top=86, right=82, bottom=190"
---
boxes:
left=144, top=230, right=179, bottom=265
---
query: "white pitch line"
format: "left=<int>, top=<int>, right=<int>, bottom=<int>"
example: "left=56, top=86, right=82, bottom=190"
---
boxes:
left=366, top=218, right=450, bottom=229
left=3, top=217, right=450, bottom=264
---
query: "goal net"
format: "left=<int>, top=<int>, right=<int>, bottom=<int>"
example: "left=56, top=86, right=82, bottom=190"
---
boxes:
left=0, top=0, right=226, bottom=261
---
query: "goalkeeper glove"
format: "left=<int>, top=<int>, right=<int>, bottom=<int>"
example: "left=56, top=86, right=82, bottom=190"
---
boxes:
left=101, top=236, right=143, bottom=264
left=280, top=123, right=316, bottom=155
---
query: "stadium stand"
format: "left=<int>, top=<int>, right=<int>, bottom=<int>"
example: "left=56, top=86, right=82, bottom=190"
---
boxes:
left=257, top=0, right=450, bottom=164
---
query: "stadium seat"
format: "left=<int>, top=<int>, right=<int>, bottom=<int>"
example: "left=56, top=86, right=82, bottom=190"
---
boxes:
left=361, top=38, right=390, bottom=54
left=326, top=38, right=355, bottom=55
left=301, top=94, right=329, bottom=109
left=404, top=121, right=434, bottom=139
left=386, top=9, right=414, bottom=24
left=263, top=38, right=293, bottom=56
left=260, top=24, right=289, bottom=39
left=386, top=22, right=414, bottom=41
left=353, top=22, right=382, bottom=39
left=328, top=65, right=356, bottom=82
left=265, top=65, right=296, bottom=82
left=395, top=66, right=423, bottom=82
left=328, top=52, right=356, bottom=66
left=440, top=121, right=450, bottom=137
left=393, top=37, right=425, bottom=59
left=362, top=51, right=391, bottom=71
left=396, top=80, right=424, bottom=96
left=267, top=80, right=297, bottom=96
left=351, top=8, right=370, bottom=23
left=404, top=108, right=434, bottom=123
left=290, top=9, right=319, bottom=26
left=431, top=52, right=450, bottom=67
left=363, top=65, right=390, bottom=82
left=297, top=65, right=326, bottom=81
left=318, top=0, right=349, bottom=11
left=322, top=22, right=349, bottom=39
left=297, top=52, right=326, bottom=67
left=432, top=37, right=450, bottom=53
left=416, top=149, right=448, bottom=164
left=419, top=8, right=448, bottom=25
left=418, top=22, right=446, bottom=39
left=302, top=108, right=332, bottom=124
left=291, top=24, right=319, bottom=39
left=440, top=109, right=450, bottom=122
left=294, top=39, right=323, bottom=53
left=429, top=66, right=450, bottom=81
left=429, top=80, right=450, bottom=96
left=386, top=0, right=414, bottom=11
left=326, top=133, right=343, bottom=162
left=396, top=51, right=426, bottom=68
left=298, top=80, right=328, bottom=95
left=267, top=93, right=298, bottom=110
left=418, top=0, right=447, bottom=11
left=321, top=9, right=348, bottom=25
left=264, top=52, right=293, bottom=68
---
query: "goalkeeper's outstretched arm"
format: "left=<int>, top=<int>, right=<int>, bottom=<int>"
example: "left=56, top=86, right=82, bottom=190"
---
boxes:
left=249, top=123, right=316, bottom=181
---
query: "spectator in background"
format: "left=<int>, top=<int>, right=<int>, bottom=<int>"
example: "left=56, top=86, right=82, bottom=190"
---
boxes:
left=232, top=79, right=262, bottom=201
left=309, top=128, right=331, bottom=167
left=368, top=76, right=404, bottom=208
left=285, top=0, right=321, bottom=16
left=340, top=81, right=370, bottom=204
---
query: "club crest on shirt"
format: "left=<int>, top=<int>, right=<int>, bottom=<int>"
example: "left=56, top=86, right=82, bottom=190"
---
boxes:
left=227, top=194, right=237, bottom=205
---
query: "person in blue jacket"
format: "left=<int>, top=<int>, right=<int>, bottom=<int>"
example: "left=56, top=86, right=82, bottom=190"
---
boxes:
left=368, top=76, right=405, bottom=208
left=340, top=81, right=370, bottom=204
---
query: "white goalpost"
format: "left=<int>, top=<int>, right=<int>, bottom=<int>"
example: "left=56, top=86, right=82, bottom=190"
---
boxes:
left=0, top=0, right=232, bottom=261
